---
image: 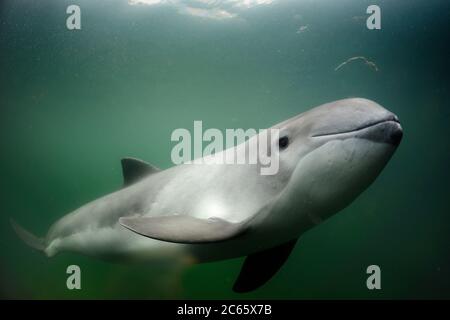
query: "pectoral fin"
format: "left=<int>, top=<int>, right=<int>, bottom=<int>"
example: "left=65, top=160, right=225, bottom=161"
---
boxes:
left=119, top=215, right=248, bottom=244
left=233, top=238, right=298, bottom=293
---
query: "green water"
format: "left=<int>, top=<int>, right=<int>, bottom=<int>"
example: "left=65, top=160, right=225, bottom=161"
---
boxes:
left=1, top=0, right=449, bottom=299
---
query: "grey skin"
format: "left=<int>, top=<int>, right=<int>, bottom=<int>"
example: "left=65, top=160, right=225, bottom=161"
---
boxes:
left=12, top=98, right=403, bottom=292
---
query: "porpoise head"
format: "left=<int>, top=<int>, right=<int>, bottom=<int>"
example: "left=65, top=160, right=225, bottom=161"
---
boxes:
left=273, top=98, right=403, bottom=226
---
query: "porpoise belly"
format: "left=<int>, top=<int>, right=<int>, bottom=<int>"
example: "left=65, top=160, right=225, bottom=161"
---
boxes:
left=43, top=164, right=285, bottom=263
left=46, top=222, right=188, bottom=262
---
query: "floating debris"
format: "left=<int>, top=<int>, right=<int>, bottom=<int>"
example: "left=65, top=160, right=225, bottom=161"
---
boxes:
left=296, top=25, right=308, bottom=34
left=334, top=56, right=379, bottom=72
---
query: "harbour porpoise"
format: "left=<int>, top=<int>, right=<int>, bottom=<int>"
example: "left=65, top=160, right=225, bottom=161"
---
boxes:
left=11, top=98, right=403, bottom=292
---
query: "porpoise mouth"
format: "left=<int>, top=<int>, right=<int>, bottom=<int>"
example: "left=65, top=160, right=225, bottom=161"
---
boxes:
left=311, top=115, right=400, bottom=137
left=311, top=115, right=403, bottom=145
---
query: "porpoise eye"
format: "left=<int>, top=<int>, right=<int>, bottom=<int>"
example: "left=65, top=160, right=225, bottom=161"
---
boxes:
left=278, top=136, right=289, bottom=150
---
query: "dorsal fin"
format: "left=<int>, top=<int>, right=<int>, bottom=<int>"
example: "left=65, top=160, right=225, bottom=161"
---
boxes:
left=121, top=157, right=160, bottom=186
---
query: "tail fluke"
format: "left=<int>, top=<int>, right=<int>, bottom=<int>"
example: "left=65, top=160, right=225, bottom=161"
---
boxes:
left=10, top=219, right=45, bottom=252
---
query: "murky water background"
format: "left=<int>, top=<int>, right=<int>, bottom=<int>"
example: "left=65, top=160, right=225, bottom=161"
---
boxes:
left=1, top=0, right=449, bottom=299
